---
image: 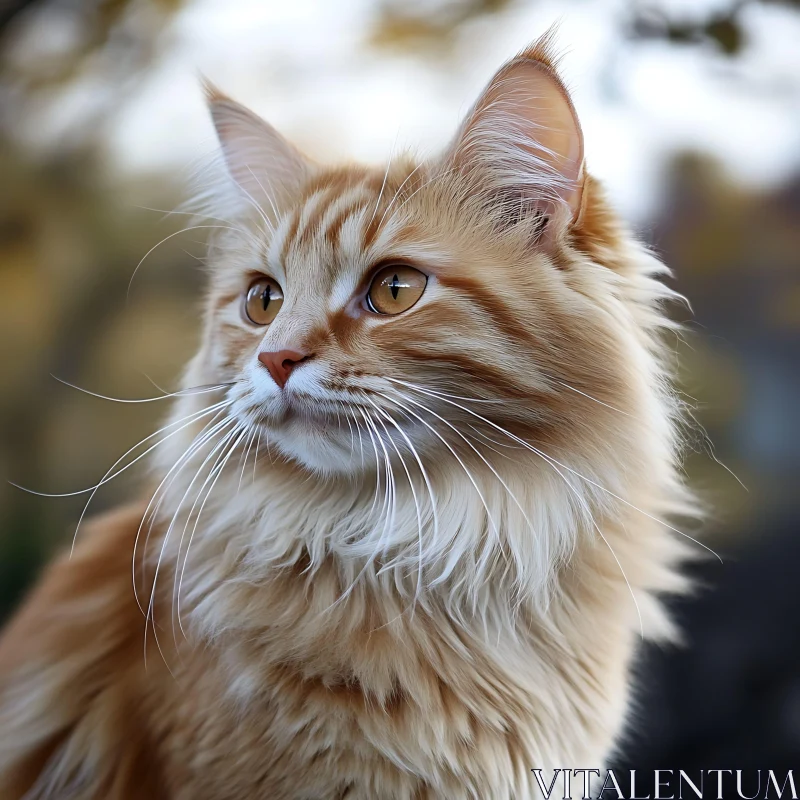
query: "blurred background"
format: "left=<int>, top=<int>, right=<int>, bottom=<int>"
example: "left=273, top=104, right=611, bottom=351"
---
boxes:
left=0, top=0, right=798, bottom=781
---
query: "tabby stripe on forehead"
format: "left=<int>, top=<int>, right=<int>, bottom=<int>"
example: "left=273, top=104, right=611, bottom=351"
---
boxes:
left=321, top=191, right=373, bottom=250
left=278, top=205, right=302, bottom=265
left=294, top=189, right=339, bottom=249
left=323, top=202, right=365, bottom=251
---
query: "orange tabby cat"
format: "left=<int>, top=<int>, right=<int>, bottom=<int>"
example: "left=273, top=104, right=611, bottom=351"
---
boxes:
left=0, top=36, right=693, bottom=799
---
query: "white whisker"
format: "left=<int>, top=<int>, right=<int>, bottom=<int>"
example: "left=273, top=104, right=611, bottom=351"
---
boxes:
left=176, top=426, right=249, bottom=634
left=369, top=129, right=400, bottom=225
left=128, top=225, right=250, bottom=298
left=248, top=164, right=284, bottom=222
left=378, top=391, right=500, bottom=575
left=75, top=401, right=233, bottom=566
left=169, top=425, right=244, bottom=641
left=366, top=400, right=425, bottom=599
left=50, top=375, right=231, bottom=404
left=134, top=205, right=263, bottom=248
left=237, top=429, right=258, bottom=493
left=377, top=162, right=425, bottom=230
left=142, top=421, right=240, bottom=664
left=390, top=378, right=722, bottom=564
left=10, top=399, right=233, bottom=502
left=362, top=410, right=396, bottom=561
left=359, top=408, right=384, bottom=521
left=252, top=429, right=262, bottom=484
left=385, top=387, right=535, bottom=538
left=545, top=377, right=633, bottom=418
left=134, top=414, right=235, bottom=614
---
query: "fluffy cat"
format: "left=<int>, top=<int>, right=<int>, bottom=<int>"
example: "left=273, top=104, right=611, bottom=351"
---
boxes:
left=0, top=36, right=694, bottom=799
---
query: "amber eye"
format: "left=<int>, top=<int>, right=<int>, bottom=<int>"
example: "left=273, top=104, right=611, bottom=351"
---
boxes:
left=366, top=264, right=427, bottom=315
left=244, top=277, right=284, bottom=325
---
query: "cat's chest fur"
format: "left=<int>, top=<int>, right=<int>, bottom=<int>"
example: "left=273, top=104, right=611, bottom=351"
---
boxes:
left=153, top=527, right=637, bottom=800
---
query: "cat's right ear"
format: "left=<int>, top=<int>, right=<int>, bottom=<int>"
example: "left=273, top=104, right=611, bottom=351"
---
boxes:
left=204, top=81, right=309, bottom=206
left=439, top=34, right=585, bottom=247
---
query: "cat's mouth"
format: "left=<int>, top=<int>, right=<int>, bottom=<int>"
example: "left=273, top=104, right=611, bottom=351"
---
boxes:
left=278, top=399, right=347, bottom=429
left=237, top=385, right=368, bottom=432
left=240, top=395, right=367, bottom=472
left=229, top=374, right=427, bottom=472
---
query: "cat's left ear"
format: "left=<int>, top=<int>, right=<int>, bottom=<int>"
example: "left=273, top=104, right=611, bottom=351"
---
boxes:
left=204, top=81, right=309, bottom=206
left=441, top=36, right=584, bottom=245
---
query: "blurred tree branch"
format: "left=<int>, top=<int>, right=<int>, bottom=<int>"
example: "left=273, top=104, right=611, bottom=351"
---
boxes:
left=0, top=0, right=185, bottom=158
left=368, top=0, right=514, bottom=54
left=629, top=0, right=800, bottom=56
left=0, top=0, right=39, bottom=34
left=0, top=0, right=183, bottom=91
left=368, top=0, right=800, bottom=59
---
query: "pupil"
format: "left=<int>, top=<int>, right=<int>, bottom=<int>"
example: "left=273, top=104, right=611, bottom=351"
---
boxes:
left=390, top=275, right=400, bottom=300
left=261, top=285, right=271, bottom=311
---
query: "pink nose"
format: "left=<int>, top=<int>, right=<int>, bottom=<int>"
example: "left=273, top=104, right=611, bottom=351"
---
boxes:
left=257, top=349, right=311, bottom=389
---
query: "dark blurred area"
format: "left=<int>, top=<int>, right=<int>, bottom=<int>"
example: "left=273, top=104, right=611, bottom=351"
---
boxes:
left=0, top=0, right=798, bottom=781
left=613, top=158, right=800, bottom=775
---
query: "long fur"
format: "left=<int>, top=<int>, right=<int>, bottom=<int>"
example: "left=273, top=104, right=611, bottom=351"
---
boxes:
left=0, top=38, right=696, bottom=799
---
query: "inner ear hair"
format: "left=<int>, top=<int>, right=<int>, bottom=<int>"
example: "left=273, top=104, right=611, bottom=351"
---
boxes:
left=440, top=33, right=585, bottom=248
left=488, top=188, right=551, bottom=245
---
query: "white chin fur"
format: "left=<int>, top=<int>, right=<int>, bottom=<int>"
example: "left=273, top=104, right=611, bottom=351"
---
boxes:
left=268, top=420, right=363, bottom=474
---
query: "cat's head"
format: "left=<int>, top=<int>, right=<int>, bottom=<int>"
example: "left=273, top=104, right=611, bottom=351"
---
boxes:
left=180, top=38, right=678, bottom=498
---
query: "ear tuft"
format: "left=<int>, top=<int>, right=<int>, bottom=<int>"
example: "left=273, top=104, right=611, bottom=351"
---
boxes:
left=200, top=75, right=228, bottom=106
left=516, top=25, right=563, bottom=75
left=441, top=32, right=585, bottom=245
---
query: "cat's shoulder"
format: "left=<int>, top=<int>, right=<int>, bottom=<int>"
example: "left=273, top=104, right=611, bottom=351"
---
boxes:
left=0, top=501, right=167, bottom=799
